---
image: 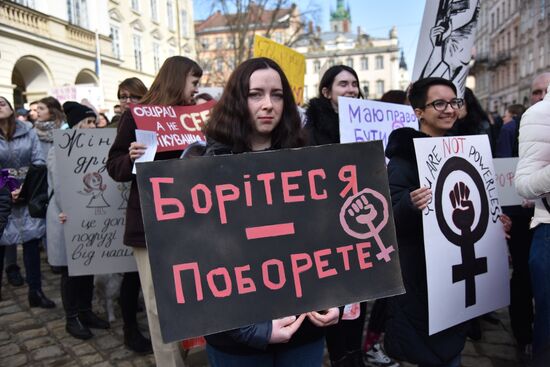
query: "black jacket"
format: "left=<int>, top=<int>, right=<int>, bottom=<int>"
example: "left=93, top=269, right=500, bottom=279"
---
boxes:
left=201, top=139, right=326, bottom=355
left=383, top=128, right=467, bottom=365
left=304, top=97, right=339, bottom=145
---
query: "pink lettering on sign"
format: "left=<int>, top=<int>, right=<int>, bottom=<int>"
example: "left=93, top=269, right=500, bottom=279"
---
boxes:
left=245, top=222, right=295, bottom=240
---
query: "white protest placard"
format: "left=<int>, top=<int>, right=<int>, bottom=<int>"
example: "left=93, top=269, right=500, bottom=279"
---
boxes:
left=412, top=0, right=480, bottom=96
left=338, top=97, right=418, bottom=148
left=493, top=158, right=523, bottom=207
left=132, top=130, right=158, bottom=174
left=53, top=129, right=137, bottom=275
left=413, top=135, right=509, bottom=335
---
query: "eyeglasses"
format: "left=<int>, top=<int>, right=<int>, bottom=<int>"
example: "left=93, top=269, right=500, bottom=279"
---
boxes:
left=119, top=95, right=141, bottom=102
left=424, top=98, right=464, bottom=111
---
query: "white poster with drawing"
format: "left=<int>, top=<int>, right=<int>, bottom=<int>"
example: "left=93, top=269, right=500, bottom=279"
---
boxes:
left=413, top=134, right=509, bottom=335
left=338, top=97, right=418, bottom=149
left=53, top=129, right=137, bottom=276
left=412, top=0, right=480, bottom=96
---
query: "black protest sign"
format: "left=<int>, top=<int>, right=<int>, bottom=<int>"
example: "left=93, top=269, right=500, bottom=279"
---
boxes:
left=136, top=142, right=404, bottom=343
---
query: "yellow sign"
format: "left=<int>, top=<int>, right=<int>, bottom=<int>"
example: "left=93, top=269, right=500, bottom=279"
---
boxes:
left=253, top=35, right=306, bottom=105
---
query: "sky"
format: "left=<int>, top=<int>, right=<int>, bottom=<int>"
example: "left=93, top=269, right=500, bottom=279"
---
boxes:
left=192, top=0, right=425, bottom=72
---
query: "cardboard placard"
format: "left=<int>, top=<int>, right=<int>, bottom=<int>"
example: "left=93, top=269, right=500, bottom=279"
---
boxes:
left=136, top=142, right=404, bottom=342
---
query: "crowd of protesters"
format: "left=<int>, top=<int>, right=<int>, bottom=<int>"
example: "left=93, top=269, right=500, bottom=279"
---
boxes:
left=1, top=54, right=549, bottom=367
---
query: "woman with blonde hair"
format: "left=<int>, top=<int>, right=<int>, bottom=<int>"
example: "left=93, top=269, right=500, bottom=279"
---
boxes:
left=107, top=56, right=202, bottom=366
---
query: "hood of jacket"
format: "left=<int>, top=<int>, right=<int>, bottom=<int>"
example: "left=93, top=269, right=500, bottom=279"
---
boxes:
left=385, top=127, right=429, bottom=164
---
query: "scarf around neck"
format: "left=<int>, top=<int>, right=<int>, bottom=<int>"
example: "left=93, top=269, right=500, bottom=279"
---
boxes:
left=34, top=120, right=58, bottom=142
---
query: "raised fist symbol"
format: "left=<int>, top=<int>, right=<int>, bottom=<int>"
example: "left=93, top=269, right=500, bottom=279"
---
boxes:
left=450, top=182, right=474, bottom=233
left=346, top=194, right=378, bottom=227
left=339, top=188, right=394, bottom=262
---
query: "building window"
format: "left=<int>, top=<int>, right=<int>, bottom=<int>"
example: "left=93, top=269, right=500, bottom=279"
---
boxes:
left=153, top=42, right=161, bottom=72
left=542, top=0, right=546, bottom=18
left=540, top=46, right=545, bottom=68
left=150, top=0, right=158, bottom=21
left=131, top=0, right=140, bottom=11
left=376, top=80, right=384, bottom=96
left=528, top=51, right=534, bottom=74
left=133, top=34, right=143, bottom=71
left=167, top=0, right=175, bottom=30
left=216, top=37, right=223, bottom=49
left=375, top=56, right=384, bottom=69
left=361, top=57, right=368, bottom=70
left=15, top=0, right=35, bottom=6
left=362, top=81, right=369, bottom=98
left=328, top=59, right=335, bottom=67
left=180, top=9, right=188, bottom=37
left=313, top=60, right=320, bottom=72
left=216, top=58, right=224, bottom=72
left=110, top=25, right=121, bottom=59
left=346, top=57, right=354, bottom=68
left=67, top=0, right=88, bottom=28
left=201, top=38, right=209, bottom=50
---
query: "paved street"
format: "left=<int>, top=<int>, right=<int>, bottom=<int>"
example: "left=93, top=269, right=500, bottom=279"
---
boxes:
left=0, top=248, right=527, bottom=366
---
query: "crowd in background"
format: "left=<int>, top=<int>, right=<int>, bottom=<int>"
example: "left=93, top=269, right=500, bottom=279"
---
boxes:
left=1, top=55, right=549, bottom=367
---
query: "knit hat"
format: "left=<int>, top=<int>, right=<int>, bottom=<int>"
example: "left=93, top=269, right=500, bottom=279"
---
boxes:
left=63, top=101, right=96, bottom=128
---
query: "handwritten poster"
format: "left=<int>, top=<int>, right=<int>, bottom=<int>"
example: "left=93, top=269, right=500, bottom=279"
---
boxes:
left=338, top=97, right=418, bottom=148
left=136, top=142, right=404, bottom=342
left=414, top=135, right=509, bottom=335
left=412, top=0, right=480, bottom=96
left=53, top=129, right=137, bottom=276
left=253, top=35, right=306, bottom=104
left=131, top=100, right=215, bottom=152
left=493, top=157, right=522, bottom=207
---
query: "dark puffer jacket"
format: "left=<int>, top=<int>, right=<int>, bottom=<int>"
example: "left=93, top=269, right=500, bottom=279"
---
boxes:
left=383, top=127, right=468, bottom=365
left=304, top=97, right=339, bottom=145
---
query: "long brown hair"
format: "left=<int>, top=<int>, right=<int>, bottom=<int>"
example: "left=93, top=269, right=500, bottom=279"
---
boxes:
left=140, top=56, right=202, bottom=106
left=205, top=57, right=304, bottom=152
left=0, top=97, right=16, bottom=140
left=117, top=77, right=148, bottom=99
left=38, top=96, right=65, bottom=127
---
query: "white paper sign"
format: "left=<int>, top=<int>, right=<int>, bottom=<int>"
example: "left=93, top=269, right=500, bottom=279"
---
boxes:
left=338, top=97, right=418, bottom=148
left=413, top=135, right=509, bottom=335
left=54, top=129, right=137, bottom=275
left=493, top=157, right=522, bottom=207
left=412, top=0, right=480, bottom=96
left=132, top=129, right=158, bottom=174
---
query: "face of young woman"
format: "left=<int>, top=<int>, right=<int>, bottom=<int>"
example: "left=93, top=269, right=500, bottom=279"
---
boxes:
left=118, top=88, right=141, bottom=112
left=323, top=70, right=360, bottom=110
left=78, top=117, right=97, bottom=129
left=36, top=102, right=52, bottom=122
left=415, top=85, right=458, bottom=137
left=97, top=115, right=108, bottom=128
left=183, top=74, right=201, bottom=105
left=247, top=68, right=284, bottom=150
left=0, top=99, right=13, bottom=120
left=502, top=110, right=514, bottom=124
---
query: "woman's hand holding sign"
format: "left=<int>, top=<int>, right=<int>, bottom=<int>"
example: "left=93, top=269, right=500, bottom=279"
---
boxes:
left=307, top=307, right=339, bottom=327
left=410, top=186, right=432, bottom=211
left=269, top=314, right=306, bottom=344
left=128, top=142, right=146, bottom=162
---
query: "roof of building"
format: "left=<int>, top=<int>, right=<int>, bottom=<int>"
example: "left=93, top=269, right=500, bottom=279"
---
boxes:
left=195, top=3, right=296, bottom=34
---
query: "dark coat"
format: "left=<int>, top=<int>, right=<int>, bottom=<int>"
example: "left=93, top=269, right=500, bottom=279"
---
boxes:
left=383, top=127, right=468, bottom=366
left=304, top=97, right=339, bottom=145
left=0, top=186, right=11, bottom=238
left=201, top=139, right=326, bottom=354
left=106, top=110, right=182, bottom=248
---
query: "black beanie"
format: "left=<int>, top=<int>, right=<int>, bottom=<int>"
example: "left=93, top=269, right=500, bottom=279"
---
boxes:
left=63, top=101, right=96, bottom=128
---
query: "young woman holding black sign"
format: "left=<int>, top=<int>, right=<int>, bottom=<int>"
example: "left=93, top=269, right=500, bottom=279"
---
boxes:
left=201, top=57, right=340, bottom=367
left=46, top=101, right=110, bottom=340
left=107, top=56, right=202, bottom=367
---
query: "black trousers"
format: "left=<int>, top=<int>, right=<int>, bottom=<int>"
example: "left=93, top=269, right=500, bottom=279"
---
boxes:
left=326, top=302, right=367, bottom=361
left=60, top=267, right=94, bottom=317
left=507, top=213, right=534, bottom=346
left=120, top=271, right=141, bottom=328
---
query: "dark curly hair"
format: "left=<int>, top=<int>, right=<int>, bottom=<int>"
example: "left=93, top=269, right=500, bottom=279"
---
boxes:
left=204, top=57, right=305, bottom=152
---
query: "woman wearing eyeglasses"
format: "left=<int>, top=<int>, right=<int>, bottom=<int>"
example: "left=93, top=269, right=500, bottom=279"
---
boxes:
left=110, top=78, right=148, bottom=128
left=383, top=78, right=468, bottom=367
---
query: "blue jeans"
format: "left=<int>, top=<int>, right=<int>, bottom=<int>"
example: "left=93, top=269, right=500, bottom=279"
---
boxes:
left=206, top=338, right=325, bottom=367
left=530, top=224, right=550, bottom=356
